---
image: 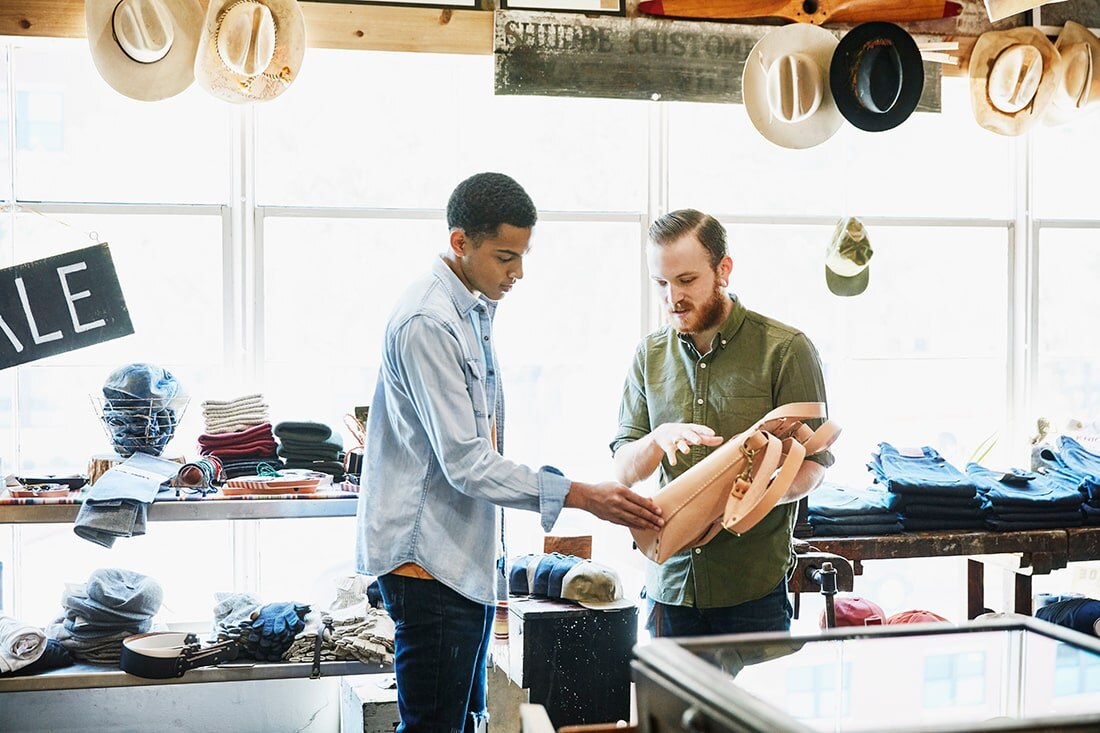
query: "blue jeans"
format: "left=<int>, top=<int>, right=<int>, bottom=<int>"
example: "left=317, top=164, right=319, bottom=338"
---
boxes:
left=869, top=444, right=977, bottom=497
left=647, top=579, right=792, bottom=637
left=377, top=574, right=494, bottom=733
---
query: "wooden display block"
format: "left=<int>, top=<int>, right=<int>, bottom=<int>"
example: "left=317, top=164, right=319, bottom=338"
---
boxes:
left=340, top=675, right=400, bottom=733
left=507, top=597, right=637, bottom=729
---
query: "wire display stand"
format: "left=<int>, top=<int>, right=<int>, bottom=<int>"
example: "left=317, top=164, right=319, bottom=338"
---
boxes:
left=89, top=395, right=190, bottom=458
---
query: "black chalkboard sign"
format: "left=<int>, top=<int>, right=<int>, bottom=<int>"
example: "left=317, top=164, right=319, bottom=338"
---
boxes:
left=0, top=243, right=133, bottom=370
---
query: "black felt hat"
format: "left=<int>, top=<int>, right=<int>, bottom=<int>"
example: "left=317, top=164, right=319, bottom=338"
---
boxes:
left=829, top=22, right=925, bottom=133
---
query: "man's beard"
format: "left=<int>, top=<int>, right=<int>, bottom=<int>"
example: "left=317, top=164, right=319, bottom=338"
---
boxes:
left=672, top=282, right=727, bottom=335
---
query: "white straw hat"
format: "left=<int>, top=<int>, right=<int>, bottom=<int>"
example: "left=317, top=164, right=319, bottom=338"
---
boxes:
left=194, top=0, right=306, bottom=104
left=969, top=27, right=1062, bottom=136
left=742, top=24, right=842, bottom=149
left=85, top=0, right=203, bottom=101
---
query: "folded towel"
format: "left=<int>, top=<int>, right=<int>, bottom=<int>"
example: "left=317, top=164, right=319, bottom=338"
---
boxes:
left=0, top=617, right=48, bottom=673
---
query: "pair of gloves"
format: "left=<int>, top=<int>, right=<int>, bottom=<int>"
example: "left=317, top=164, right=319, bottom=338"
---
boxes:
left=229, top=602, right=311, bottom=662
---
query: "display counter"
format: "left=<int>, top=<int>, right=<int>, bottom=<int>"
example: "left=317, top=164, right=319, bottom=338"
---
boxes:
left=634, top=617, right=1100, bottom=733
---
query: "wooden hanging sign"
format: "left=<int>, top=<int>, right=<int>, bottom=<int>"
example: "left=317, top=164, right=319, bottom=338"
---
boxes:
left=494, top=9, right=941, bottom=111
left=0, top=243, right=133, bottom=370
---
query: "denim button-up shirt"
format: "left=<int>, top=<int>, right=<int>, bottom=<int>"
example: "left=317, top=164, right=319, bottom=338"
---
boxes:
left=356, top=256, right=571, bottom=606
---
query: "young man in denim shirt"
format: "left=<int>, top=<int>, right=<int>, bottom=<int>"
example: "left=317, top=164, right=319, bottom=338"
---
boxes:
left=356, top=172, right=663, bottom=733
left=612, top=209, right=833, bottom=637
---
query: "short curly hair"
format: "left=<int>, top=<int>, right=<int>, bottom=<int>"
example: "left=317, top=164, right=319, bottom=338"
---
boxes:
left=447, top=172, right=537, bottom=244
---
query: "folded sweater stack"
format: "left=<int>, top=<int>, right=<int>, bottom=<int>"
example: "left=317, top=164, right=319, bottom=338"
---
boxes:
left=201, top=394, right=271, bottom=436
left=46, top=569, right=162, bottom=665
left=274, top=421, right=345, bottom=480
left=197, top=422, right=281, bottom=478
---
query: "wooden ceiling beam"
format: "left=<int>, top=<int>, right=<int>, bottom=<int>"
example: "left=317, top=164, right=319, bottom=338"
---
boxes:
left=1, top=0, right=494, bottom=55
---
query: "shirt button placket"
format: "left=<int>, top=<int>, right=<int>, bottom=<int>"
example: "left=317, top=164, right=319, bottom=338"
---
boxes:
left=694, top=358, right=707, bottom=422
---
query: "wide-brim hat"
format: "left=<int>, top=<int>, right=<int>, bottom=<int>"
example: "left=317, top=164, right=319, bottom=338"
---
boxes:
left=742, top=24, right=843, bottom=149
left=830, top=22, right=925, bottom=133
left=195, top=0, right=306, bottom=104
left=85, top=0, right=203, bottom=101
left=1046, top=22, right=1100, bottom=126
left=969, top=26, right=1060, bottom=136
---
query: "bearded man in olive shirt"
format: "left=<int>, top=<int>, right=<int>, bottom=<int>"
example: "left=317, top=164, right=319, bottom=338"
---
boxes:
left=612, top=209, right=833, bottom=637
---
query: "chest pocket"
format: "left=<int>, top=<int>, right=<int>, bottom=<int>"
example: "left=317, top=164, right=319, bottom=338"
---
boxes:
left=711, top=394, right=775, bottom=437
left=464, top=358, right=490, bottom=420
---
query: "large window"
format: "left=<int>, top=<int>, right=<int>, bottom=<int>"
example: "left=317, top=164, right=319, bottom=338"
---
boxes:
left=0, top=39, right=1097, bottom=627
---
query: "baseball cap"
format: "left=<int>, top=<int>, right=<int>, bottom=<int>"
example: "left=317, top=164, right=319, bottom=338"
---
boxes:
left=824, top=595, right=885, bottom=628
left=886, top=609, right=950, bottom=625
left=559, top=560, right=635, bottom=611
left=531, top=553, right=585, bottom=598
left=825, top=217, right=872, bottom=297
left=1036, top=598, right=1100, bottom=637
left=508, top=554, right=538, bottom=596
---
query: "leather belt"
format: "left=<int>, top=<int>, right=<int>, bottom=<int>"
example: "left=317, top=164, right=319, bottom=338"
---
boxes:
left=120, top=632, right=240, bottom=679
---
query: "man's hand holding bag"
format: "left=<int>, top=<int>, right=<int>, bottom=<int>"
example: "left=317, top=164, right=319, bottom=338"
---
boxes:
left=630, top=402, right=840, bottom=564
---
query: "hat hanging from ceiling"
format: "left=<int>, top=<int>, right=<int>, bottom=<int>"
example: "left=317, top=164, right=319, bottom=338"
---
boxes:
left=85, top=0, right=204, bottom=101
left=1045, top=22, right=1100, bottom=126
left=742, top=24, right=843, bottom=149
left=195, top=0, right=306, bottom=104
left=825, top=216, right=873, bottom=297
left=829, top=22, right=925, bottom=133
left=969, top=26, right=1061, bottom=136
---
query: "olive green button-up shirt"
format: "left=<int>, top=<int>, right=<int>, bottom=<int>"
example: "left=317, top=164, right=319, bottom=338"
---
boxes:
left=612, top=295, right=833, bottom=608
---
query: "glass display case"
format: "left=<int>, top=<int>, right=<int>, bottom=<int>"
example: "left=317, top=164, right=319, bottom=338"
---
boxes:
left=633, top=618, right=1100, bottom=733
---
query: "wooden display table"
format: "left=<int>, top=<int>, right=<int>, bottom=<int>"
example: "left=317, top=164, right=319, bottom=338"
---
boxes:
left=805, top=528, right=1083, bottom=619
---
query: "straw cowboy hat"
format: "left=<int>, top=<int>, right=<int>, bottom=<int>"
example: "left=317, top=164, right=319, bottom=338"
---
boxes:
left=742, top=24, right=843, bottom=149
left=195, top=0, right=306, bottom=104
left=85, top=0, right=203, bottom=101
left=829, top=22, right=925, bottom=133
left=1046, top=22, right=1100, bottom=126
left=969, top=26, right=1061, bottom=136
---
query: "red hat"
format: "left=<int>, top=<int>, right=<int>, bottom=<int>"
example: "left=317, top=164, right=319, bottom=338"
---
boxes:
left=886, top=609, right=950, bottom=625
left=822, top=595, right=885, bottom=629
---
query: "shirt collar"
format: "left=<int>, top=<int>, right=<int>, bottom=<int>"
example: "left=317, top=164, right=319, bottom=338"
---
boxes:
left=716, top=294, right=746, bottom=349
left=675, top=294, right=747, bottom=352
left=432, top=255, right=498, bottom=318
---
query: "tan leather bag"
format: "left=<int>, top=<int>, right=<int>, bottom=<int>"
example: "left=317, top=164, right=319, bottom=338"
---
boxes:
left=631, top=402, right=841, bottom=564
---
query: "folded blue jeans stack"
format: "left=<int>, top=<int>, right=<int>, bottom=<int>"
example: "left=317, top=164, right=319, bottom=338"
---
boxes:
left=807, top=482, right=903, bottom=536
left=869, top=444, right=984, bottom=530
left=967, top=463, right=1084, bottom=530
left=1035, top=597, right=1100, bottom=637
left=1033, top=437, right=1100, bottom=525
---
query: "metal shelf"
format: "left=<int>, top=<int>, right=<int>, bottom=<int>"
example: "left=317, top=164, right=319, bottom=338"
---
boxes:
left=0, top=497, right=374, bottom=694
left=0, top=659, right=391, bottom=693
left=0, top=497, right=359, bottom=524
